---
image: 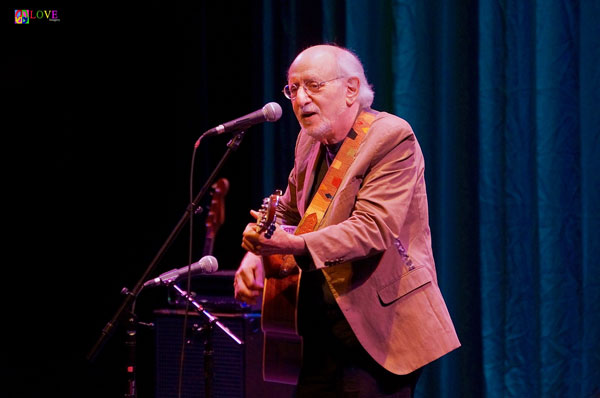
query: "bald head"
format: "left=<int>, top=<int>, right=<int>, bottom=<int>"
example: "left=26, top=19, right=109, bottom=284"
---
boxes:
left=289, top=45, right=340, bottom=73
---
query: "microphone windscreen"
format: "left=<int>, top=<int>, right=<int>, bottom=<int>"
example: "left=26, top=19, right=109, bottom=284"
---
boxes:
left=263, top=102, right=283, bottom=122
left=196, top=255, right=218, bottom=273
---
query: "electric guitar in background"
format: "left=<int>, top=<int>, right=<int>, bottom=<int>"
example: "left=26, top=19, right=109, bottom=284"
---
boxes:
left=203, top=178, right=229, bottom=256
left=256, top=190, right=303, bottom=385
left=167, top=178, right=230, bottom=307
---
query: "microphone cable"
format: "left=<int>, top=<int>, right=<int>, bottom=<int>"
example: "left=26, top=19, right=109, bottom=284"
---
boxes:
left=176, top=134, right=203, bottom=398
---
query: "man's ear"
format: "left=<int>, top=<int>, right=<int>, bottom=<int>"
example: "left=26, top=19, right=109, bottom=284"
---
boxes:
left=345, top=77, right=360, bottom=106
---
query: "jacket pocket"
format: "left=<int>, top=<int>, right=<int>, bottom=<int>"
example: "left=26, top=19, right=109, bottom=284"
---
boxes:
left=377, top=267, right=432, bottom=305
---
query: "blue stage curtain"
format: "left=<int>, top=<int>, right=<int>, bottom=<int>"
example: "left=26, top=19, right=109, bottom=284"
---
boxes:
left=257, top=1, right=599, bottom=396
left=476, top=1, right=599, bottom=397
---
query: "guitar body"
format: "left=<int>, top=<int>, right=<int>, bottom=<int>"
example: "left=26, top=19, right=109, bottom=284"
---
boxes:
left=261, top=258, right=303, bottom=385
left=255, top=192, right=303, bottom=385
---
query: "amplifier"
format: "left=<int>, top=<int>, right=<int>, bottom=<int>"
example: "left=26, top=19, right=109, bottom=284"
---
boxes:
left=153, top=272, right=295, bottom=398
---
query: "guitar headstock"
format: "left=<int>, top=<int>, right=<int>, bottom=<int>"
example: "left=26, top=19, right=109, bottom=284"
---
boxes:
left=257, top=189, right=282, bottom=235
left=205, top=178, right=230, bottom=239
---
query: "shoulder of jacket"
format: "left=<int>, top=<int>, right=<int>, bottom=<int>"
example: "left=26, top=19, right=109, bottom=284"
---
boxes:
left=371, top=111, right=414, bottom=138
left=365, top=111, right=416, bottom=151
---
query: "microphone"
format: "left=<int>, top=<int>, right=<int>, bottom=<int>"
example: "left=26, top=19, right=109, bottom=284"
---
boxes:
left=201, top=102, right=283, bottom=138
left=143, top=255, right=218, bottom=288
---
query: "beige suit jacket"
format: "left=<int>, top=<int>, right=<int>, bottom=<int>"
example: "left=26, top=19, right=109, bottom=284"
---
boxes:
left=276, top=110, right=460, bottom=375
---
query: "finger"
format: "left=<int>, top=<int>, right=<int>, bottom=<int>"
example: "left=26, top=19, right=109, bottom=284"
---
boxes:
left=243, top=223, right=259, bottom=236
left=250, top=209, right=261, bottom=220
left=233, top=271, right=251, bottom=298
left=236, top=264, right=263, bottom=290
left=234, top=286, right=259, bottom=304
left=234, top=272, right=262, bottom=303
left=241, top=236, right=260, bottom=253
left=234, top=279, right=259, bottom=299
left=242, top=229, right=263, bottom=253
left=241, top=241, right=258, bottom=254
left=240, top=293, right=258, bottom=306
left=242, top=231, right=261, bottom=244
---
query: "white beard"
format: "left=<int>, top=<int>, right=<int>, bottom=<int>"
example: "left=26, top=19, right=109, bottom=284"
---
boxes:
left=303, top=119, right=333, bottom=141
left=300, top=100, right=349, bottom=142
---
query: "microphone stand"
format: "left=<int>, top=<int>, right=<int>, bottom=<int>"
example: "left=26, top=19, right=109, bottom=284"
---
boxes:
left=169, top=283, right=244, bottom=398
left=87, top=131, right=248, bottom=398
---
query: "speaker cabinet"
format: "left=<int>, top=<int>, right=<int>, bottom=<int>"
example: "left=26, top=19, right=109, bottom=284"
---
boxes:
left=154, top=309, right=295, bottom=398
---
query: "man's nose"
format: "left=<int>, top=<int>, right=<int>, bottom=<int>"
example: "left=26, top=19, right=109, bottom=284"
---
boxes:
left=295, top=85, right=312, bottom=105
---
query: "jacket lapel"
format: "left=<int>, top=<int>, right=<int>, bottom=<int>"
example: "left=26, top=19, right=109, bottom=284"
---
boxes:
left=298, top=140, right=322, bottom=217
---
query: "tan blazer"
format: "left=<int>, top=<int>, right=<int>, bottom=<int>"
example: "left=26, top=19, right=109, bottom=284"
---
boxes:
left=276, top=110, right=461, bottom=375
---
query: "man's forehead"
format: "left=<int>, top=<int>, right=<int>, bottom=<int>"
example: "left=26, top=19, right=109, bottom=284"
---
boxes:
left=288, top=49, right=337, bottom=80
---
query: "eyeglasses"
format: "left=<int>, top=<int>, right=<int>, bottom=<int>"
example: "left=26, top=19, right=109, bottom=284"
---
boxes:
left=282, top=76, right=345, bottom=100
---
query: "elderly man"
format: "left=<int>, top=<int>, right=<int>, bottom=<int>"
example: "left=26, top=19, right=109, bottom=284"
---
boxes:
left=234, top=44, right=460, bottom=398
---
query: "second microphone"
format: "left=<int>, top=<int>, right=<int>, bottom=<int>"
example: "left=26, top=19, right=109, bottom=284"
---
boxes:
left=143, top=255, right=219, bottom=288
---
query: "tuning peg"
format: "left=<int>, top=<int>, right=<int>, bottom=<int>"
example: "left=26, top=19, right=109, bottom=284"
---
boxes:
left=264, top=222, right=276, bottom=239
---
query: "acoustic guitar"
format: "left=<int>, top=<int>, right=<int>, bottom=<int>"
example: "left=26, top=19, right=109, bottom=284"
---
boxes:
left=256, top=190, right=303, bottom=385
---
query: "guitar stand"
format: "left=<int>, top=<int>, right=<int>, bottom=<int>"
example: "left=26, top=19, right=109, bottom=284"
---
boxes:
left=168, top=282, right=244, bottom=398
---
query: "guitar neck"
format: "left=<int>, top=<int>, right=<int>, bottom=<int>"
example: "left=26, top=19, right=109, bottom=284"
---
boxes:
left=202, top=236, right=214, bottom=257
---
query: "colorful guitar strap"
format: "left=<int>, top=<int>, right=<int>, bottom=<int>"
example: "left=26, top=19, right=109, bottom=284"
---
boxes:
left=296, top=108, right=378, bottom=235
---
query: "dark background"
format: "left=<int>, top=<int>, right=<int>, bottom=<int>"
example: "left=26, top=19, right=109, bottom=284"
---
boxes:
left=4, top=2, right=306, bottom=397
left=3, top=1, right=599, bottom=398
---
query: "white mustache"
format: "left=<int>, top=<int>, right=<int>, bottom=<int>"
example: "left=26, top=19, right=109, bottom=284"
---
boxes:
left=300, top=106, right=319, bottom=115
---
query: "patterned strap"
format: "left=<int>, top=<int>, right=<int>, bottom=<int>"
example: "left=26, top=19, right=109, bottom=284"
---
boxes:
left=295, top=108, right=379, bottom=236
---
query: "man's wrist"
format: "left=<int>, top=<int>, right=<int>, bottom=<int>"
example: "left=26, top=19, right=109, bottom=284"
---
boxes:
left=289, top=235, right=308, bottom=255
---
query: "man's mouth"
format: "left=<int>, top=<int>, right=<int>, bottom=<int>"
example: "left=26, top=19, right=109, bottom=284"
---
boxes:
left=302, top=111, right=318, bottom=119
